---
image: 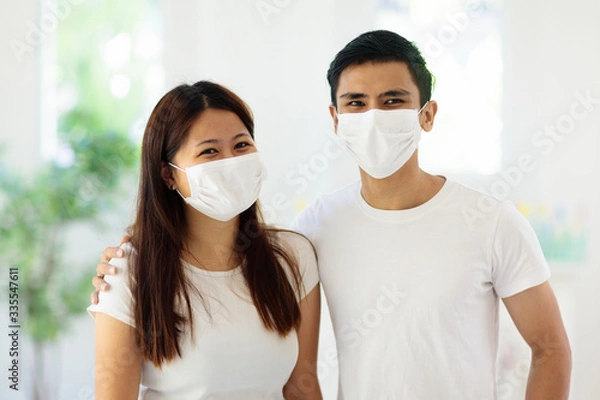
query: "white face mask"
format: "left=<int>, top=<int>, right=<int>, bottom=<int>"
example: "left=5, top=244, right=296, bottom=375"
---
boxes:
left=335, top=104, right=427, bottom=179
left=169, top=152, right=267, bottom=221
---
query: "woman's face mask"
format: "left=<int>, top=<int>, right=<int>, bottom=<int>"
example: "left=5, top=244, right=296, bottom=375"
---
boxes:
left=169, top=152, right=267, bottom=221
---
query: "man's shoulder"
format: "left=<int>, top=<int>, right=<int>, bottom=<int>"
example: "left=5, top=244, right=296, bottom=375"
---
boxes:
left=291, top=181, right=360, bottom=235
left=443, top=179, right=506, bottom=208
left=302, top=181, right=359, bottom=215
left=443, top=179, right=524, bottom=230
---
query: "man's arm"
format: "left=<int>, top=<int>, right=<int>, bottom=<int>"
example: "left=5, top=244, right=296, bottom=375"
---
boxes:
left=502, top=281, right=572, bottom=400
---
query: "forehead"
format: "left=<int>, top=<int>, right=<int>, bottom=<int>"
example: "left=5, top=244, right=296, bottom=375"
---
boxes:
left=186, top=108, right=248, bottom=141
left=336, top=61, right=418, bottom=97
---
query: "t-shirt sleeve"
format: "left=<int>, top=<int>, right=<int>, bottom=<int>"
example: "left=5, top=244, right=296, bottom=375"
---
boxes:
left=289, top=199, right=322, bottom=244
left=491, top=201, right=551, bottom=298
left=280, top=231, right=320, bottom=301
left=87, top=243, right=135, bottom=327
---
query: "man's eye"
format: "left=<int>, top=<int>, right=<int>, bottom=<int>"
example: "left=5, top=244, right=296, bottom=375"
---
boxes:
left=200, top=148, right=217, bottom=156
left=385, top=98, right=404, bottom=104
left=348, top=100, right=365, bottom=107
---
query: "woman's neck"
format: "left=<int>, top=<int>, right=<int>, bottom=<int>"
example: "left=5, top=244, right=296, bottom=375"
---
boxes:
left=181, top=207, right=240, bottom=271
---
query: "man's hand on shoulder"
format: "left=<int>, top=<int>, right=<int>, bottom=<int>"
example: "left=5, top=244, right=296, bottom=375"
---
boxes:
left=90, top=236, right=130, bottom=304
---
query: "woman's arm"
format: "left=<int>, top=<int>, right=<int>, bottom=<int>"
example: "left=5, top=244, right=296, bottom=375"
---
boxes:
left=283, top=284, right=323, bottom=400
left=95, top=313, right=143, bottom=399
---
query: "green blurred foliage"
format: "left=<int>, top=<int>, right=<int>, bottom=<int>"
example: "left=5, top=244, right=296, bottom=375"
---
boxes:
left=0, top=0, right=158, bottom=345
left=0, top=132, right=138, bottom=342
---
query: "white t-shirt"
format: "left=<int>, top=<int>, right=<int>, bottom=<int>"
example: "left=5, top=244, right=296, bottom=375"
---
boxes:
left=88, top=231, right=319, bottom=400
left=291, top=179, right=550, bottom=400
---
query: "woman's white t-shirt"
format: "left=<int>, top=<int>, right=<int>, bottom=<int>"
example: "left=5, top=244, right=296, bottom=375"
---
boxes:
left=88, top=231, right=319, bottom=400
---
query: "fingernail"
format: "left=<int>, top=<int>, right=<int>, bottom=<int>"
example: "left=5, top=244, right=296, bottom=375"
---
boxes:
left=110, top=267, right=116, bottom=274
left=102, top=284, right=108, bottom=291
left=117, top=249, right=124, bottom=257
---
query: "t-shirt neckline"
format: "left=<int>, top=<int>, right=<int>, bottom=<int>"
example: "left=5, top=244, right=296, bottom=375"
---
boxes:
left=181, top=259, right=243, bottom=277
left=356, top=177, right=454, bottom=222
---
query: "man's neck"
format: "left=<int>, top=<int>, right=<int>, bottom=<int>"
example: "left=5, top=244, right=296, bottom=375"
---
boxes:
left=359, top=157, right=445, bottom=211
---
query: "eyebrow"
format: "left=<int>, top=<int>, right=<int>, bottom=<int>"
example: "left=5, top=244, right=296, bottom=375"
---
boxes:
left=195, top=133, right=251, bottom=147
left=379, top=89, right=411, bottom=98
left=232, top=133, right=252, bottom=140
left=338, top=88, right=411, bottom=100
left=339, top=92, right=367, bottom=99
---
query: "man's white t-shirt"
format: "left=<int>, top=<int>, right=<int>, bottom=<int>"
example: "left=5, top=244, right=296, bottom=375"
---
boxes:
left=291, top=179, right=550, bottom=400
left=88, top=231, right=319, bottom=400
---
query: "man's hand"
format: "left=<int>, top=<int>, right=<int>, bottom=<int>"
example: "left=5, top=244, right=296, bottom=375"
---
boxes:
left=90, top=236, right=131, bottom=304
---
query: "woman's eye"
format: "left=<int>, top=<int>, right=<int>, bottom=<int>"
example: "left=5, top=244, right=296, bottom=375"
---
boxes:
left=200, top=148, right=217, bottom=156
left=235, top=141, right=252, bottom=149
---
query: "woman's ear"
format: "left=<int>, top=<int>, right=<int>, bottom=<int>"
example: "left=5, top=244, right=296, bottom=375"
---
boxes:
left=161, top=161, right=176, bottom=190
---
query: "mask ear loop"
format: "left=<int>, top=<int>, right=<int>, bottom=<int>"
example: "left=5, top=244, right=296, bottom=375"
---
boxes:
left=168, top=162, right=186, bottom=172
left=416, top=101, right=431, bottom=132
left=167, top=162, right=188, bottom=199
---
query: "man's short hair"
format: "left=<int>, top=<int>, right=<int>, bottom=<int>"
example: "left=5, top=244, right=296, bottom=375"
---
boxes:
left=327, top=30, right=435, bottom=108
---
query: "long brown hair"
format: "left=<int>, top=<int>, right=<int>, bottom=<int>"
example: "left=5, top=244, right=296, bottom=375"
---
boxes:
left=129, top=81, right=303, bottom=366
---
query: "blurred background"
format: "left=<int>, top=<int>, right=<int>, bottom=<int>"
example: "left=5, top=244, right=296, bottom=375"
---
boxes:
left=1, top=0, right=599, bottom=399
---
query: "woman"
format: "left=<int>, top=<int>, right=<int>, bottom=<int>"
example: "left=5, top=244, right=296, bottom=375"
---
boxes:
left=88, top=81, right=322, bottom=399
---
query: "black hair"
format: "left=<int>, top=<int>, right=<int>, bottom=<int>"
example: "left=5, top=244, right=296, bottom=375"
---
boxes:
left=327, top=30, right=435, bottom=108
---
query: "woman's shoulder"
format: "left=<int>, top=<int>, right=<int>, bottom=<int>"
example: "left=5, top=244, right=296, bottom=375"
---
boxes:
left=270, top=228, right=315, bottom=255
left=106, top=242, right=136, bottom=272
left=269, top=228, right=319, bottom=296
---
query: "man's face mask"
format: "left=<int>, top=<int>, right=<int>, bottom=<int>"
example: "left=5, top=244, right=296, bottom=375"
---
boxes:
left=335, top=103, right=427, bottom=179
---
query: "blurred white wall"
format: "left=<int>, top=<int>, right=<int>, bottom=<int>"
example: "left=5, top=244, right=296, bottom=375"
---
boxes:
left=158, top=0, right=377, bottom=227
left=503, top=0, right=600, bottom=398
left=1, top=0, right=599, bottom=399
left=0, top=0, right=41, bottom=177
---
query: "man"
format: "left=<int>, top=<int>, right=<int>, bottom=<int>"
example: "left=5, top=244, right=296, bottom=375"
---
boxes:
left=93, top=30, right=571, bottom=399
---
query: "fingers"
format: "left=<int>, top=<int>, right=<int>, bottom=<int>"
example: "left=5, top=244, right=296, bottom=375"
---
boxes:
left=101, top=246, right=125, bottom=263
left=93, top=238, right=129, bottom=305
left=94, top=261, right=116, bottom=293
left=91, top=261, right=116, bottom=305
left=90, top=290, right=100, bottom=305
left=96, top=261, right=117, bottom=277
left=92, top=274, right=109, bottom=292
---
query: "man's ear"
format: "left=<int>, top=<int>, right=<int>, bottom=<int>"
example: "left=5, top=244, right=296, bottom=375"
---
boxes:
left=161, top=161, right=176, bottom=190
left=329, top=104, right=339, bottom=132
left=420, top=100, right=438, bottom=132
